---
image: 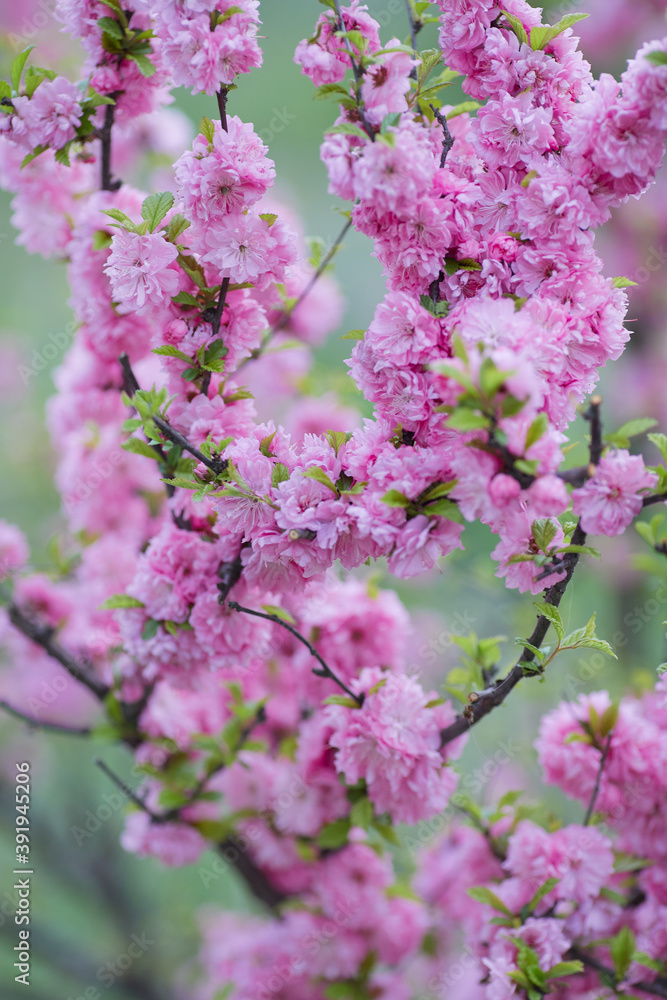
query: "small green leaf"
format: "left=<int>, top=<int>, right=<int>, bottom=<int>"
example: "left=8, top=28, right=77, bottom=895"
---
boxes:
left=92, top=229, right=113, bottom=251
left=322, top=695, right=359, bottom=708
left=259, top=212, right=278, bottom=227
left=382, top=489, right=411, bottom=509
left=302, top=467, right=338, bottom=494
left=534, top=601, right=564, bottom=641
left=260, top=604, right=296, bottom=624
left=271, top=463, right=290, bottom=487
left=646, top=50, right=667, bottom=66
left=446, top=409, right=489, bottom=432
left=349, top=796, right=373, bottom=829
left=141, top=618, right=159, bottom=640
left=525, top=412, right=548, bottom=452
left=340, top=328, right=365, bottom=340
left=142, top=191, right=174, bottom=231
left=122, top=437, right=159, bottom=460
left=445, top=100, right=481, bottom=119
left=153, top=344, right=193, bottom=363
left=99, top=594, right=145, bottom=610
left=325, top=122, right=369, bottom=141
left=467, top=886, right=514, bottom=917
left=127, top=52, right=156, bottom=77
left=500, top=10, right=528, bottom=44
left=11, top=47, right=34, bottom=94
left=610, top=926, right=635, bottom=980
left=317, top=818, right=351, bottom=849
left=529, top=13, right=589, bottom=51
left=526, top=877, right=559, bottom=914
left=613, top=275, right=639, bottom=288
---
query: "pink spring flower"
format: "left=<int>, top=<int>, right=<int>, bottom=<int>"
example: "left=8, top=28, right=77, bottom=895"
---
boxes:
left=572, top=450, right=658, bottom=536
left=12, top=76, right=82, bottom=152
left=104, top=230, right=180, bottom=311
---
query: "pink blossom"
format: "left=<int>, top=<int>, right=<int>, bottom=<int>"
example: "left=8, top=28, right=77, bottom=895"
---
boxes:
left=104, top=230, right=180, bottom=311
left=572, top=450, right=658, bottom=536
left=120, top=810, right=206, bottom=866
left=12, top=76, right=82, bottom=151
left=328, top=668, right=461, bottom=823
left=0, top=521, right=28, bottom=580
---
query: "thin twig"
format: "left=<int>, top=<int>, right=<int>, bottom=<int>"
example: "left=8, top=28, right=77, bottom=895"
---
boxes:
left=643, top=492, right=667, bottom=508
left=95, top=758, right=156, bottom=816
left=217, top=87, right=229, bottom=131
left=332, top=0, right=376, bottom=140
left=210, top=275, right=230, bottom=341
left=0, top=700, right=92, bottom=736
left=6, top=600, right=109, bottom=700
left=404, top=0, right=419, bottom=77
left=583, top=733, right=612, bottom=826
left=441, top=399, right=606, bottom=748
left=99, top=100, right=121, bottom=192
left=228, top=601, right=363, bottom=705
left=430, top=104, right=455, bottom=167
left=239, top=217, right=353, bottom=369
left=118, top=353, right=228, bottom=475
left=568, top=946, right=667, bottom=999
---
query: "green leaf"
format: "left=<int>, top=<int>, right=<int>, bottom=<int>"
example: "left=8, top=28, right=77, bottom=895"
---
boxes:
left=322, top=695, right=359, bottom=708
left=382, top=489, right=411, bottom=509
left=142, top=191, right=174, bottom=231
left=610, top=926, right=635, bottom=980
left=302, top=467, right=338, bottom=494
left=200, top=115, right=215, bottom=143
left=467, top=886, right=514, bottom=917
left=102, top=207, right=134, bottom=226
left=526, top=877, right=559, bottom=914
left=612, top=275, right=639, bottom=288
left=127, top=52, right=156, bottom=77
left=530, top=13, right=589, bottom=51
left=525, top=412, right=548, bottom=452
left=600, top=701, right=619, bottom=737
left=326, top=430, right=349, bottom=456
left=92, top=229, right=113, bottom=251
left=98, top=15, right=124, bottom=39
left=141, top=618, right=159, bottom=640
left=349, top=796, right=373, bottom=829
left=605, top=417, right=658, bottom=448
left=11, top=47, right=34, bottom=94
left=259, top=212, right=278, bottom=227
left=446, top=100, right=481, bottom=119
left=317, top=818, right=351, bottom=849
left=166, top=214, right=190, bottom=242
left=545, top=961, right=584, bottom=980
left=260, top=604, right=296, bottom=624
left=446, top=409, right=489, bottom=432
left=534, top=601, right=565, bottom=642
left=271, top=463, right=290, bottom=487
left=531, top=518, right=559, bottom=555
left=500, top=10, right=528, bottom=44
left=649, top=432, right=667, bottom=464
left=340, top=328, right=365, bottom=340
left=632, top=951, right=663, bottom=973
left=153, top=344, right=194, bottom=363
left=325, top=122, right=369, bottom=141
left=645, top=50, right=667, bottom=65
left=99, top=594, right=145, bottom=610
left=122, top=437, right=159, bottom=460
left=314, top=82, right=351, bottom=100
left=424, top=498, right=464, bottom=523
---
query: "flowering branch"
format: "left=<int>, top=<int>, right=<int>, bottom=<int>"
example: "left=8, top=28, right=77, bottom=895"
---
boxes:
left=0, top=700, right=93, bottom=736
left=332, top=0, right=376, bottom=140
left=440, top=399, right=606, bottom=746
left=568, top=947, right=667, bottom=999
left=583, top=733, right=612, bottom=826
left=4, top=596, right=109, bottom=701
left=227, top=601, right=363, bottom=705
left=118, top=353, right=228, bottom=475
left=99, top=99, right=121, bottom=192
left=430, top=104, right=455, bottom=167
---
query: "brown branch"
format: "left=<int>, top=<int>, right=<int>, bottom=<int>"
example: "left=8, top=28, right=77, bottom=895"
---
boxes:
left=6, top=600, right=109, bottom=700
left=118, top=353, right=228, bottom=475
left=0, top=700, right=92, bottom=736
left=441, top=398, right=605, bottom=748
left=228, top=601, right=364, bottom=705
left=430, top=104, right=455, bottom=167
left=99, top=100, right=122, bottom=192
left=568, top=946, right=667, bottom=999
left=583, top=733, right=612, bottom=826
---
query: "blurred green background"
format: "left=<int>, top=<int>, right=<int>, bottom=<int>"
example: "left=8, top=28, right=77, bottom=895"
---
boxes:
left=1, top=2, right=666, bottom=997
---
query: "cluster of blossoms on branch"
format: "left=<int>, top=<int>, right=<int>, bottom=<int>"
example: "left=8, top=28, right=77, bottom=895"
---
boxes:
left=2, top=1, right=667, bottom=998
